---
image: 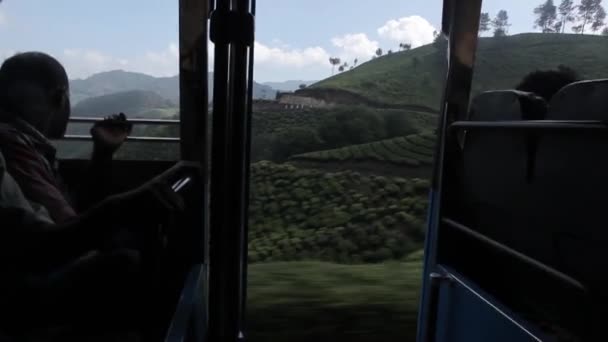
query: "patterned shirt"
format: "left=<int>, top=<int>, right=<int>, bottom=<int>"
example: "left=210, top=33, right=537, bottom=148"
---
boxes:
left=0, top=116, right=76, bottom=224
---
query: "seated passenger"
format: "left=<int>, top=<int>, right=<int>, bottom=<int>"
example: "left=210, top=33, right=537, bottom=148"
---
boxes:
left=0, top=52, right=184, bottom=337
left=515, top=65, right=580, bottom=102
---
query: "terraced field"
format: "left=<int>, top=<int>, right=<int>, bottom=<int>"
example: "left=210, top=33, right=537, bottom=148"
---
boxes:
left=290, top=132, right=436, bottom=167
left=248, top=161, right=429, bottom=264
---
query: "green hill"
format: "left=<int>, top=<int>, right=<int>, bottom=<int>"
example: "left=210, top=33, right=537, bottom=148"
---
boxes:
left=291, top=132, right=436, bottom=169
left=71, top=90, right=176, bottom=118
left=69, top=70, right=277, bottom=105
left=311, top=33, right=608, bottom=110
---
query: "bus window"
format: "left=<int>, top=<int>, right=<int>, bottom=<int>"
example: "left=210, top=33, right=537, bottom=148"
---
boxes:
left=246, top=1, right=446, bottom=341
left=0, top=0, right=181, bottom=162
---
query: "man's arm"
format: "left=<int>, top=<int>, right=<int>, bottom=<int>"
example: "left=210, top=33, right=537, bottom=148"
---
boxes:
left=71, top=114, right=132, bottom=211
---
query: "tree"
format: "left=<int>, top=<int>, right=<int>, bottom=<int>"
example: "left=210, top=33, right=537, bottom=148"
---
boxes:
left=375, top=48, right=383, bottom=57
left=534, top=0, right=558, bottom=32
left=603, top=26, right=608, bottom=34
left=591, top=6, right=606, bottom=32
left=338, top=65, right=345, bottom=72
left=479, top=12, right=491, bottom=35
left=399, top=43, right=412, bottom=51
left=576, top=0, right=604, bottom=34
left=298, top=83, right=307, bottom=90
left=557, top=0, right=576, bottom=33
left=354, top=58, right=358, bottom=66
left=492, top=10, right=511, bottom=37
left=387, top=49, right=393, bottom=54
left=329, top=57, right=341, bottom=75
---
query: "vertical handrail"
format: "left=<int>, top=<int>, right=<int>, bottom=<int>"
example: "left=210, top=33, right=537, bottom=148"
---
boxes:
left=240, top=0, right=256, bottom=338
left=208, top=0, right=254, bottom=341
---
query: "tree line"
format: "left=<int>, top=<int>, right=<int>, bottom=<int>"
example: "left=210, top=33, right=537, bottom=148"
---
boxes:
left=481, top=0, right=607, bottom=37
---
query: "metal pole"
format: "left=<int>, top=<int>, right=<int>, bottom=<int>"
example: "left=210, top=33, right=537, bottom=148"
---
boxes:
left=208, top=0, right=254, bottom=340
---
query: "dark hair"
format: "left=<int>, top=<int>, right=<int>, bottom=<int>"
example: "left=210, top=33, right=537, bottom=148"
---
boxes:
left=515, top=65, right=580, bottom=101
left=0, top=52, right=68, bottom=91
left=0, top=52, right=70, bottom=136
left=0, top=52, right=69, bottom=122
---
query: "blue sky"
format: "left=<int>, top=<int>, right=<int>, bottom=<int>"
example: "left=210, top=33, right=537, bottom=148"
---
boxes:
left=0, top=0, right=545, bottom=82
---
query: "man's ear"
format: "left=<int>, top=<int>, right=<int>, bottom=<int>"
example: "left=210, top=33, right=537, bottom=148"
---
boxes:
left=46, top=87, right=71, bottom=139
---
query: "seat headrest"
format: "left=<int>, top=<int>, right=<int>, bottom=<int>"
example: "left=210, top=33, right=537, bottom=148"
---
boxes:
left=547, top=79, right=608, bottom=120
left=469, top=90, right=547, bottom=121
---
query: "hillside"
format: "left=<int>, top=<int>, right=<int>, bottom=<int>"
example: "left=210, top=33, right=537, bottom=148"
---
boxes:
left=290, top=132, right=436, bottom=178
left=70, top=70, right=277, bottom=105
left=70, top=70, right=179, bottom=104
left=311, top=33, right=608, bottom=110
left=71, top=90, right=176, bottom=118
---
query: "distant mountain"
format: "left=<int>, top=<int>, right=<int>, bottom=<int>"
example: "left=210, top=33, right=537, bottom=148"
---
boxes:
left=263, top=80, right=318, bottom=92
left=69, top=70, right=277, bottom=105
left=72, top=90, right=176, bottom=118
left=70, top=71, right=179, bottom=105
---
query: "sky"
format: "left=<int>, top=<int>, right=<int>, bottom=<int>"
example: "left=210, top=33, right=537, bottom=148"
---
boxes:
left=0, top=0, right=551, bottom=82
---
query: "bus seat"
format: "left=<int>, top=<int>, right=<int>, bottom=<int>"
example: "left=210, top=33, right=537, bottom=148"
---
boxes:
left=534, top=79, right=608, bottom=289
left=460, top=90, right=550, bottom=263
left=546, top=79, right=608, bottom=120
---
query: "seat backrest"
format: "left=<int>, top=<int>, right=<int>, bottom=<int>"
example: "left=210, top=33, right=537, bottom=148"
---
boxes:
left=468, top=90, right=547, bottom=121
left=534, top=79, right=608, bottom=288
left=459, top=90, right=551, bottom=263
left=547, top=79, right=608, bottom=120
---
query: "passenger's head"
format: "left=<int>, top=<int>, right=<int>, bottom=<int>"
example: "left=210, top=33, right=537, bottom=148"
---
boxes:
left=0, top=52, right=71, bottom=139
left=516, top=65, right=580, bottom=102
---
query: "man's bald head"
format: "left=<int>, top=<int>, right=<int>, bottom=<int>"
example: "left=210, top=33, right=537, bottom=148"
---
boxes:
left=0, top=52, right=71, bottom=138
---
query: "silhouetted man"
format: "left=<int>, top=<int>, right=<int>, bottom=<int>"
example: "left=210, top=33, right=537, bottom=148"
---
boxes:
left=516, top=65, right=580, bottom=102
left=0, top=52, right=185, bottom=338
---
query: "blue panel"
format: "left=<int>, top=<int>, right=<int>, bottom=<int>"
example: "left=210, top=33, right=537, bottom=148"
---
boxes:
left=434, top=272, right=549, bottom=342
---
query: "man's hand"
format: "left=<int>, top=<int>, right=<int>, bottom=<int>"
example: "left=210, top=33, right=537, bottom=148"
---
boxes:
left=91, top=113, right=133, bottom=156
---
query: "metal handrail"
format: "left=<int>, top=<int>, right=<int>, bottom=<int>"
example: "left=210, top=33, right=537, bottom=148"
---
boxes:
left=450, top=120, right=608, bottom=131
left=62, top=134, right=179, bottom=142
left=68, top=116, right=180, bottom=125
left=62, top=116, right=180, bottom=142
left=442, top=218, right=587, bottom=292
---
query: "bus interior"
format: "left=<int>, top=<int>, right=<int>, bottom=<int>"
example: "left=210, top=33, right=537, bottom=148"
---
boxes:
left=1, top=0, right=608, bottom=341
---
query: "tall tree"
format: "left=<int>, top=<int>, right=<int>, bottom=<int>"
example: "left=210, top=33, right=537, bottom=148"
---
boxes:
left=557, top=0, right=576, bottom=33
left=375, top=48, right=383, bottom=57
left=534, top=0, right=558, bottom=32
left=479, top=12, right=491, bottom=35
left=354, top=58, right=358, bottom=66
left=577, top=0, right=604, bottom=34
left=492, top=10, right=511, bottom=37
left=591, top=6, right=607, bottom=32
left=329, top=57, right=341, bottom=75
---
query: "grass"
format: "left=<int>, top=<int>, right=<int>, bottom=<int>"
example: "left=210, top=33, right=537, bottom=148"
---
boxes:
left=291, top=132, right=436, bottom=168
left=312, top=33, right=608, bottom=110
left=247, top=260, right=423, bottom=342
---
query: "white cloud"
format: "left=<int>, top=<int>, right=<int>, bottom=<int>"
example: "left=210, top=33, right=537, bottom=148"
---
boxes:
left=377, top=15, right=436, bottom=48
left=59, top=43, right=180, bottom=79
left=331, top=33, right=379, bottom=61
left=254, top=41, right=330, bottom=69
